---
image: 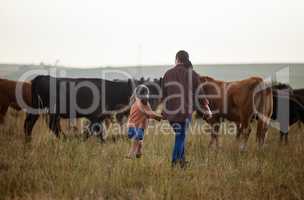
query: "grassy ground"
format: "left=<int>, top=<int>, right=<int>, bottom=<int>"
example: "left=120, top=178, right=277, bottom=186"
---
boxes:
left=0, top=109, right=304, bottom=200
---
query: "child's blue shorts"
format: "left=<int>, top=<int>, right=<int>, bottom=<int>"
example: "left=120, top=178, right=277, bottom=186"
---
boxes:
left=128, top=127, right=145, bottom=141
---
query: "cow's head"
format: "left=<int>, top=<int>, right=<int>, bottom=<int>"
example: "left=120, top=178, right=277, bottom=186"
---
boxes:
left=272, top=83, right=294, bottom=96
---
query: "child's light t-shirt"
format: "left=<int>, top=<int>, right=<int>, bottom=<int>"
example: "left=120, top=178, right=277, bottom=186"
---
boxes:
left=127, top=98, right=154, bottom=129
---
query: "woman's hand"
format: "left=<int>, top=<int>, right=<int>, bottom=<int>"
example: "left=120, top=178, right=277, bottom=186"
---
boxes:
left=203, top=104, right=212, bottom=120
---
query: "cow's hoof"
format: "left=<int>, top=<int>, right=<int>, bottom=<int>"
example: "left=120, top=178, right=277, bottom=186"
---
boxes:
left=239, top=144, right=247, bottom=152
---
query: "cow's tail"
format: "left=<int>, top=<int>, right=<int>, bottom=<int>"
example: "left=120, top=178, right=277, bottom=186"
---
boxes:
left=252, top=79, right=273, bottom=119
left=31, top=77, right=43, bottom=112
left=253, top=79, right=273, bottom=145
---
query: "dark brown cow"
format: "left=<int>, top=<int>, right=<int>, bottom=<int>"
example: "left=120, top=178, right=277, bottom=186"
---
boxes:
left=0, top=79, right=31, bottom=123
left=294, top=88, right=304, bottom=105
left=199, top=76, right=273, bottom=150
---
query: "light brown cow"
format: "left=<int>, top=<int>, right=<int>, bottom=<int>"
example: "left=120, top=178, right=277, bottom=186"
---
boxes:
left=0, top=79, right=31, bottom=123
left=199, top=76, right=273, bottom=150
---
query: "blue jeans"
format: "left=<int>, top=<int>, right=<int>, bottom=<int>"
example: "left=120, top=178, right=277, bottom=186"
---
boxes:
left=170, top=119, right=190, bottom=163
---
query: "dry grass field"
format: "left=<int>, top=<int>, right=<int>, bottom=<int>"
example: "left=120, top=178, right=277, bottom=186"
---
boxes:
left=1, top=109, right=304, bottom=200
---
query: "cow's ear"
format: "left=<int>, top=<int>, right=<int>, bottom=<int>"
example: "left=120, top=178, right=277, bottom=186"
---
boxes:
left=127, top=78, right=132, bottom=87
left=159, top=77, right=163, bottom=86
left=128, top=79, right=135, bottom=90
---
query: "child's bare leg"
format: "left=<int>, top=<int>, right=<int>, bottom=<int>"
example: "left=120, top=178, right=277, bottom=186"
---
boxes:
left=127, top=140, right=138, bottom=159
left=136, top=140, right=143, bottom=158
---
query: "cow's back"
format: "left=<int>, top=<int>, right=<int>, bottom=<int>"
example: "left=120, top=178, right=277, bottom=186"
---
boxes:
left=31, top=76, right=134, bottom=118
left=201, top=76, right=267, bottom=121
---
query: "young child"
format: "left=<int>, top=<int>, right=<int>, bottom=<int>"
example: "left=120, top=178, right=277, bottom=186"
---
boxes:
left=127, top=84, right=162, bottom=159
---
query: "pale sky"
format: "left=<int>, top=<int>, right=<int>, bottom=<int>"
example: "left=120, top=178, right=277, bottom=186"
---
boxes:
left=1, top=0, right=304, bottom=67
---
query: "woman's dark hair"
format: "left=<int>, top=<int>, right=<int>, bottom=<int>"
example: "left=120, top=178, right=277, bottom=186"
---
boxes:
left=175, top=50, right=193, bottom=69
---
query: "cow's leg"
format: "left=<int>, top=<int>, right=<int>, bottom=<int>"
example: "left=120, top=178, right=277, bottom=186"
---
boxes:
left=279, top=121, right=289, bottom=145
left=298, top=122, right=302, bottom=130
left=100, top=114, right=112, bottom=138
left=236, top=123, right=242, bottom=140
left=24, top=113, right=39, bottom=139
left=117, top=116, right=125, bottom=135
left=0, top=105, right=9, bottom=124
left=256, top=117, right=271, bottom=149
left=100, top=117, right=110, bottom=141
left=239, top=120, right=251, bottom=151
left=208, top=123, right=220, bottom=149
left=0, top=95, right=9, bottom=124
left=56, top=117, right=63, bottom=137
left=64, top=118, right=78, bottom=133
left=116, top=112, right=127, bottom=135
left=280, top=132, right=283, bottom=143
left=256, top=86, right=273, bottom=149
left=0, top=106, right=8, bottom=124
left=82, top=119, right=91, bottom=140
left=236, top=123, right=251, bottom=141
left=280, top=131, right=288, bottom=145
left=104, top=117, right=112, bottom=130
left=99, top=121, right=106, bottom=142
left=284, top=132, right=289, bottom=144
left=208, top=133, right=219, bottom=149
left=0, top=114, right=4, bottom=124
left=48, top=114, right=61, bottom=138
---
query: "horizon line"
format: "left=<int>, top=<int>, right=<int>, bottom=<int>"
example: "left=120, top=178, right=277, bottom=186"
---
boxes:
left=0, top=61, right=304, bottom=69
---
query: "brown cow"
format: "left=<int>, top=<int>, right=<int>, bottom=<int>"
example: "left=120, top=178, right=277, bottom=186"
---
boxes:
left=199, top=76, right=273, bottom=150
left=0, top=79, right=31, bottom=123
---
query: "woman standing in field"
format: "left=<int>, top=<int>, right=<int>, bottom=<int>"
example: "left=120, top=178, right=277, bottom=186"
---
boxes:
left=162, top=50, right=211, bottom=168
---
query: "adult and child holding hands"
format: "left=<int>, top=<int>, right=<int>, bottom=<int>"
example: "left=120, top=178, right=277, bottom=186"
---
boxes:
left=126, top=50, right=212, bottom=168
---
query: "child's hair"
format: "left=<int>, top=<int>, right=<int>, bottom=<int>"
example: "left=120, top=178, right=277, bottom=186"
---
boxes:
left=130, top=84, right=150, bottom=105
